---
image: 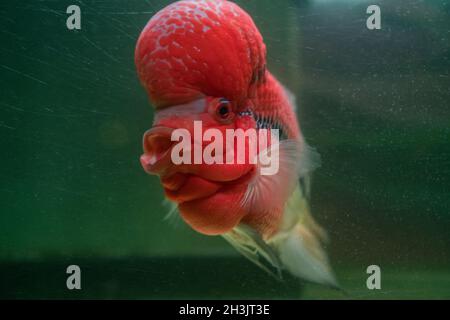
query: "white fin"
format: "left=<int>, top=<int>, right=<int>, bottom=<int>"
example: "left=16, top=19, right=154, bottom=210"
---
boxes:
left=229, top=185, right=338, bottom=288
left=281, top=84, right=298, bottom=113
left=297, top=142, right=321, bottom=178
left=274, top=227, right=338, bottom=287
left=162, top=199, right=182, bottom=226
left=240, top=138, right=319, bottom=217
left=240, top=139, right=299, bottom=216
left=222, top=224, right=283, bottom=280
left=270, top=185, right=338, bottom=288
left=227, top=136, right=337, bottom=287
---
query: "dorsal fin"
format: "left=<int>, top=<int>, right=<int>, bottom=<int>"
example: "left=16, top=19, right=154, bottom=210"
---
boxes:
left=280, top=84, right=298, bottom=113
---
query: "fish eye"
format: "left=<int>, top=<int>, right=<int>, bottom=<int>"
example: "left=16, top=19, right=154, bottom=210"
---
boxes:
left=215, top=99, right=233, bottom=122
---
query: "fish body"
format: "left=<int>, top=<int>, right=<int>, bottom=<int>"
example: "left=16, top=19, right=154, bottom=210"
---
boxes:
left=135, top=0, right=337, bottom=287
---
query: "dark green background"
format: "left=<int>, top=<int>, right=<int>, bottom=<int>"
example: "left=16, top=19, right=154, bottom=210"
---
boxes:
left=0, top=0, right=449, bottom=299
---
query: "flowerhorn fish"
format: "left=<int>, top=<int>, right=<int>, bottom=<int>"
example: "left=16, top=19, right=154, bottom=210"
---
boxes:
left=135, top=0, right=337, bottom=287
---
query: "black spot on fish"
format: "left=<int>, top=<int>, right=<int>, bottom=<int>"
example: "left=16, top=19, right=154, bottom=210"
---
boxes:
left=249, top=65, right=267, bottom=85
left=254, top=113, right=288, bottom=140
left=237, top=110, right=288, bottom=140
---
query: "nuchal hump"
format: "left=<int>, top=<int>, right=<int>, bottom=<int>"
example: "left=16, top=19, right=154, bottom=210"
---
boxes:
left=135, top=0, right=267, bottom=108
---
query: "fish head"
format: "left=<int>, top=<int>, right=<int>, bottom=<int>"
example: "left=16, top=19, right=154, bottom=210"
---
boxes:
left=140, top=95, right=262, bottom=235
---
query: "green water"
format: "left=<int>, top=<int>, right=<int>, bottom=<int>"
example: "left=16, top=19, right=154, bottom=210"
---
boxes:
left=0, top=0, right=449, bottom=299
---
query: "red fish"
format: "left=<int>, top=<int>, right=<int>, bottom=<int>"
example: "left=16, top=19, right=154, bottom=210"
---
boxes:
left=135, top=0, right=337, bottom=287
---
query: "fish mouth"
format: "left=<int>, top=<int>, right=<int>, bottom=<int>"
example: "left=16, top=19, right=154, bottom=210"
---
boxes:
left=140, top=126, right=175, bottom=175
left=161, top=168, right=255, bottom=204
left=140, top=125, right=256, bottom=202
left=140, top=125, right=256, bottom=181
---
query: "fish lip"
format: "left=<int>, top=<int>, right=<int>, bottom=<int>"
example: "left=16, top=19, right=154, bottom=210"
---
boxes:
left=140, top=126, right=174, bottom=175
left=140, top=152, right=172, bottom=176
left=221, top=167, right=255, bottom=185
left=160, top=172, right=188, bottom=192
left=164, top=168, right=255, bottom=204
left=171, top=164, right=255, bottom=184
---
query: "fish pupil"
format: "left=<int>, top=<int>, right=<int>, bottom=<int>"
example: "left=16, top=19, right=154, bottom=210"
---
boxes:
left=218, top=104, right=230, bottom=117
